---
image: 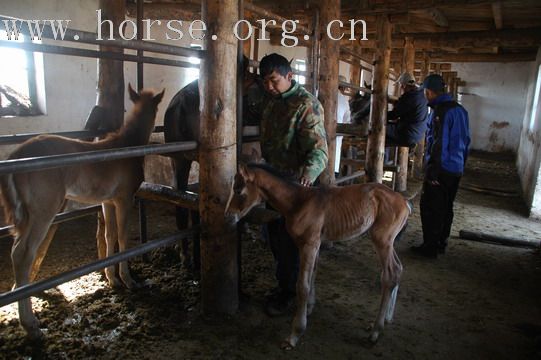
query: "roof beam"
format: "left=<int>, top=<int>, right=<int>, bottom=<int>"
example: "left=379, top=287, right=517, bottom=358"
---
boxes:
left=411, top=8, right=448, bottom=27
left=430, top=51, right=537, bottom=63
left=344, top=0, right=539, bottom=15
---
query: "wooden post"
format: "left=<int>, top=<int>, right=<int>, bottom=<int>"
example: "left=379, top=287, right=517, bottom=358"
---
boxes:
left=396, top=37, right=414, bottom=192
left=413, top=53, right=430, bottom=179
left=95, top=0, right=125, bottom=262
left=97, top=0, right=125, bottom=130
left=365, top=15, right=391, bottom=183
left=318, top=0, right=341, bottom=184
left=199, top=0, right=239, bottom=314
left=349, top=41, right=361, bottom=87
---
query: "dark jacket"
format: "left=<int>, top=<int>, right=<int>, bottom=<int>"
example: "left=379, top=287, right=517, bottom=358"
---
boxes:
left=425, top=93, right=470, bottom=180
left=387, top=87, right=429, bottom=144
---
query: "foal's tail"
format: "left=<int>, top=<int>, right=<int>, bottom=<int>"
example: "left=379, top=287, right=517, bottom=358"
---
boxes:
left=0, top=174, right=28, bottom=237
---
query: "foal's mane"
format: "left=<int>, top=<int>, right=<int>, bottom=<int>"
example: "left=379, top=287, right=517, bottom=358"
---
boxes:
left=246, top=163, right=300, bottom=187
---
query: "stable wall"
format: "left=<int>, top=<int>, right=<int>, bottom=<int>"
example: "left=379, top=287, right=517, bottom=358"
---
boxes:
left=451, top=62, right=532, bottom=153
left=517, top=48, right=541, bottom=219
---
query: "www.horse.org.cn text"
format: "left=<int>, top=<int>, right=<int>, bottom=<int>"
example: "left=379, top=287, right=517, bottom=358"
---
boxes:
left=1, top=10, right=369, bottom=47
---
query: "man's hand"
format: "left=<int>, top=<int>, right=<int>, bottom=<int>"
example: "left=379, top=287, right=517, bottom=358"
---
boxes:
left=299, top=175, right=312, bottom=187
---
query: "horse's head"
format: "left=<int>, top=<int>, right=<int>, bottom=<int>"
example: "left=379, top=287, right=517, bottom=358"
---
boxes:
left=128, top=83, right=165, bottom=111
left=225, top=164, right=263, bottom=221
left=125, top=83, right=165, bottom=142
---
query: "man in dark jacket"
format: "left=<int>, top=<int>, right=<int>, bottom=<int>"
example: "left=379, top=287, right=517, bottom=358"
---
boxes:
left=386, top=72, right=428, bottom=147
left=412, top=74, right=470, bottom=258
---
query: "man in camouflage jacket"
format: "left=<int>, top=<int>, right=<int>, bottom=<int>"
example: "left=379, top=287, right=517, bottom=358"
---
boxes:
left=258, top=53, right=328, bottom=316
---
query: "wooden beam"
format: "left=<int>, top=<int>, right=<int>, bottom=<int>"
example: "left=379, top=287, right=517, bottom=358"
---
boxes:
left=343, top=0, right=540, bottom=15
left=199, top=0, right=239, bottom=315
left=319, top=0, right=342, bottom=184
left=365, top=15, right=391, bottom=183
left=411, top=8, right=448, bottom=27
left=492, top=2, right=503, bottom=30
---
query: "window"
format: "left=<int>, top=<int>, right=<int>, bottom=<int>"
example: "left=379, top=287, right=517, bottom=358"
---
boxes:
left=529, top=64, right=541, bottom=132
left=184, top=43, right=202, bottom=85
left=293, top=59, right=306, bottom=85
left=0, top=30, right=42, bottom=116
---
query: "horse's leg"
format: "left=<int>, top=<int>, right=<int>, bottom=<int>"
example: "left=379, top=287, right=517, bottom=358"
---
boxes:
left=283, top=240, right=320, bottom=350
left=102, top=202, right=121, bottom=288
left=114, top=197, right=137, bottom=288
left=12, top=215, right=57, bottom=340
left=96, top=209, right=106, bottom=260
left=368, top=221, right=404, bottom=343
left=307, top=248, right=320, bottom=316
left=29, top=224, right=58, bottom=283
left=29, top=201, right=69, bottom=282
left=174, top=157, right=193, bottom=269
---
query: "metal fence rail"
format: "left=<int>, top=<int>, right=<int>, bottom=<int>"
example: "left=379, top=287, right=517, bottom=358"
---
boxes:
left=0, top=204, right=102, bottom=240
left=0, top=141, right=197, bottom=175
left=0, top=227, right=198, bottom=307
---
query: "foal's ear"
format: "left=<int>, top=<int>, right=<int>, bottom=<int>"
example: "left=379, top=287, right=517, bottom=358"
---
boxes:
left=128, top=83, right=140, bottom=103
left=153, top=89, right=165, bottom=105
left=238, top=163, right=251, bottom=180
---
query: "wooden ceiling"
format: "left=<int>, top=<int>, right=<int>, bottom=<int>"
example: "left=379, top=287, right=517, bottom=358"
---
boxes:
left=127, top=0, right=541, bottom=63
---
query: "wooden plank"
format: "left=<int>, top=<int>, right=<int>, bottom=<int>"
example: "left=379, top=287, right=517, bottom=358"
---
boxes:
left=365, top=15, right=391, bottom=183
left=459, top=230, right=539, bottom=249
left=199, top=0, right=239, bottom=315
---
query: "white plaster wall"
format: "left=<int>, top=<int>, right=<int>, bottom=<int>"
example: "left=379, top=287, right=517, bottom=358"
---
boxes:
left=517, top=48, right=541, bottom=219
left=451, top=62, right=532, bottom=153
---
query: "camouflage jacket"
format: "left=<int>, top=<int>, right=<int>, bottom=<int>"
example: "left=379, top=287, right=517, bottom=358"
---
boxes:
left=260, top=81, right=328, bottom=183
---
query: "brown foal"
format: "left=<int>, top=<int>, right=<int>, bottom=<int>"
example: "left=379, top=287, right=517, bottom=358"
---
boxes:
left=0, top=84, right=164, bottom=340
left=225, top=164, right=410, bottom=349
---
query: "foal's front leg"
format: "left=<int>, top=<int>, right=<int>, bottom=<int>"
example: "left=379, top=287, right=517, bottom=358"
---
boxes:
left=114, top=197, right=137, bottom=288
left=282, top=241, right=320, bottom=350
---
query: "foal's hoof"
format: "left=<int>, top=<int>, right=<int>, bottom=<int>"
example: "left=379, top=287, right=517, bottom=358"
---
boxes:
left=369, top=331, right=380, bottom=344
left=280, top=339, right=295, bottom=350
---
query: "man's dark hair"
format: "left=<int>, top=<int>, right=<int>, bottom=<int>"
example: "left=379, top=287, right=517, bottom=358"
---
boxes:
left=259, top=53, right=292, bottom=78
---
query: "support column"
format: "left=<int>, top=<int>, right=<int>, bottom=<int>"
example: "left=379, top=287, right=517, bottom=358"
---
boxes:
left=199, top=0, right=239, bottom=314
left=413, top=53, right=430, bottom=179
left=318, top=0, right=341, bottom=184
left=365, top=15, right=391, bottom=183
left=97, top=0, right=125, bottom=130
left=95, top=0, right=125, bottom=261
left=396, top=36, right=415, bottom=191
left=349, top=41, right=361, bottom=87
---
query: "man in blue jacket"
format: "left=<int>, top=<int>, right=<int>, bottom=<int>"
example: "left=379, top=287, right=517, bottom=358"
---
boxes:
left=412, top=74, right=470, bottom=258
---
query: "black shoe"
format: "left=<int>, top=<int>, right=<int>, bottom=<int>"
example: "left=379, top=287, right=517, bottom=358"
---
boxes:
left=411, top=244, right=438, bottom=258
left=265, top=289, right=295, bottom=317
left=437, top=246, right=446, bottom=254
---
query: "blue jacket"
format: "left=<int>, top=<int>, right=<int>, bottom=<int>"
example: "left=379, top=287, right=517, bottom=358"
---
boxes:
left=387, top=87, right=428, bottom=144
left=425, top=93, right=470, bottom=180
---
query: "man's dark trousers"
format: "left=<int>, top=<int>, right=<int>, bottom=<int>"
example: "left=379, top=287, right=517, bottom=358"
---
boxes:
left=420, top=172, right=461, bottom=252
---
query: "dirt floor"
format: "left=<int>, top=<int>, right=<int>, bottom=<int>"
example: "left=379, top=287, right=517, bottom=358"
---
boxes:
left=1, top=151, right=541, bottom=360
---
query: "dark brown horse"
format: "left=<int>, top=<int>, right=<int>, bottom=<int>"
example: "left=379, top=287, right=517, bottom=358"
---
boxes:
left=225, top=164, right=409, bottom=349
left=163, top=69, right=265, bottom=268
